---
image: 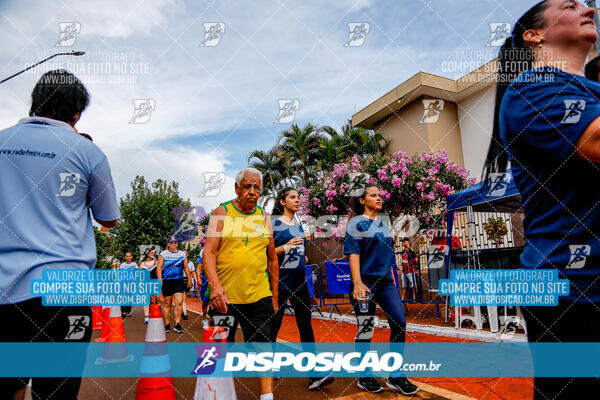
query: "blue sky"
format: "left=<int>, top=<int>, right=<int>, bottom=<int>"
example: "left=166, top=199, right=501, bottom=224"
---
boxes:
left=0, top=0, right=544, bottom=210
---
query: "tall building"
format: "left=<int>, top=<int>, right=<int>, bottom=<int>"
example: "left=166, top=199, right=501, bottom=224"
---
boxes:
left=352, top=59, right=497, bottom=180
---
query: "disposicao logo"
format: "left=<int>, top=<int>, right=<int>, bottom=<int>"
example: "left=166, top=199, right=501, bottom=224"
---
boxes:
left=192, top=345, right=223, bottom=375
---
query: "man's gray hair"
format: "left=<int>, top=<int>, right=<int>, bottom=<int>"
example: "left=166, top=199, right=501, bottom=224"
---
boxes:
left=235, top=168, right=263, bottom=192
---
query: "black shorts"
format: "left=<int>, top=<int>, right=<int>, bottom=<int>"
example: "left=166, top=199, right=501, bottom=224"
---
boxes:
left=162, top=278, right=186, bottom=296
left=209, top=296, right=274, bottom=342
left=0, top=297, right=92, bottom=400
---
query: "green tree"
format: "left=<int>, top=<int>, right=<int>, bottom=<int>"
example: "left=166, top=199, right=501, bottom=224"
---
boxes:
left=277, top=123, right=323, bottom=187
left=110, top=176, right=191, bottom=262
left=246, top=120, right=388, bottom=206
left=93, top=226, right=113, bottom=269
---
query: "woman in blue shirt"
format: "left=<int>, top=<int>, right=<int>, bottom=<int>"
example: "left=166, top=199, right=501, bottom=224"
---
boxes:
left=270, top=187, right=334, bottom=391
left=483, top=1, right=600, bottom=398
left=344, top=185, right=418, bottom=396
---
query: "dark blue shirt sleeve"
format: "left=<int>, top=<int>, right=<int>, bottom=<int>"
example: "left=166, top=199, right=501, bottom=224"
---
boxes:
left=503, top=76, right=600, bottom=164
left=343, top=219, right=362, bottom=255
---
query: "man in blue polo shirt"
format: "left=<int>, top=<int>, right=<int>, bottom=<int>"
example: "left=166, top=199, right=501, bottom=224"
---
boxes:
left=0, top=70, right=120, bottom=399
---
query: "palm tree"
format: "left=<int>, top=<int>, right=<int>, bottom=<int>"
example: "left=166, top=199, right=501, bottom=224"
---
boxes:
left=339, top=120, right=389, bottom=155
left=277, top=123, right=323, bottom=187
left=316, top=125, right=354, bottom=173
left=248, top=148, right=285, bottom=204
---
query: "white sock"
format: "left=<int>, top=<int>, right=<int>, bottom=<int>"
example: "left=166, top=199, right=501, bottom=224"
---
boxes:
left=260, top=393, right=273, bottom=400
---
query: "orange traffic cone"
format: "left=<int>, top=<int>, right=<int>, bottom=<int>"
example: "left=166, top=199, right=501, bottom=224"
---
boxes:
left=92, top=306, right=103, bottom=330
left=135, top=304, right=176, bottom=400
left=94, top=306, right=111, bottom=342
left=193, top=325, right=237, bottom=400
left=95, top=305, right=134, bottom=365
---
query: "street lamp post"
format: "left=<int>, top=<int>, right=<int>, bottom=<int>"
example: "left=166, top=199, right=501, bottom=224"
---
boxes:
left=0, top=50, right=85, bottom=84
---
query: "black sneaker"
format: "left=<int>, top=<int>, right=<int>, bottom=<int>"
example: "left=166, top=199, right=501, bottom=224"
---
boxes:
left=308, top=376, right=334, bottom=390
left=173, top=323, right=184, bottom=333
left=164, top=324, right=171, bottom=333
left=386, top=377, right=419, bottom=396
left=183, top=314, right=189, bottom=320
left=357, top=377, right=383, bottom=393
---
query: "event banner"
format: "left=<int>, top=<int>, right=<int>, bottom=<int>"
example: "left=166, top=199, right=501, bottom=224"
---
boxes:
left=1, top=342, right=599, bottom=378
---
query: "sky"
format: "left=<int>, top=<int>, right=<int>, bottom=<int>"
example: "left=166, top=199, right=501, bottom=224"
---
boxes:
left=0, top=0, right=545, bottom=213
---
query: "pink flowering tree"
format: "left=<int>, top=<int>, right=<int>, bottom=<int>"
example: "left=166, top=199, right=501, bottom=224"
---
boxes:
left=298, top=151, right=474, bottom=241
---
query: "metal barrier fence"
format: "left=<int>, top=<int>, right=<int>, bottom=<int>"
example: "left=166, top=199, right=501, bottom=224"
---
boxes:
left=301, top=254, right=444, bottom=319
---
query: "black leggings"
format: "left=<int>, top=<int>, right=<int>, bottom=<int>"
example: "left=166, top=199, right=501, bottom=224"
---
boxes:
left=523, top=300, right=600, bottom=399
left=0, top=298, right=92, bottom=400
left=270, top=281, right=316, bottom=343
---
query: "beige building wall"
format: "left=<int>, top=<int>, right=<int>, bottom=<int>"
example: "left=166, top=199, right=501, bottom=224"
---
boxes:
left=456, top=85, right=495, bottom=179
left=374, top=95, right=465, bottom=167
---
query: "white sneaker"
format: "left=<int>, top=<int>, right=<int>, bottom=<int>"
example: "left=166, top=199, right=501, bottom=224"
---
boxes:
left=202, top=319, right=210, bottom=330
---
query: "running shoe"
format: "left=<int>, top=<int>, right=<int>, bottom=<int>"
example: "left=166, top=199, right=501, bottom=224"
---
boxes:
left=144, top=316, right=149, bottom=324
left=386, top=377, right=419, bottom=396
left=164, top=324, right=171, bottom=333
left=308, top=376, right=335, bottom=390
left=173, top=323, right=184, bottom=333
left=357, top=377, right=383, bottom=393
left=183, top=314, right=189, bottom=320
left=202, top=319, right=210, bottom=330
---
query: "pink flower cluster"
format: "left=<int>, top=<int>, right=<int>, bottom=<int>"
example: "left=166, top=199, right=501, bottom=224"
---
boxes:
left=297, top=150, right=473, bottom=241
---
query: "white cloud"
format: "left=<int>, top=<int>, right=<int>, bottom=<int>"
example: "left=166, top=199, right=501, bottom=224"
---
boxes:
left=107, top=145, right=236, bottom=212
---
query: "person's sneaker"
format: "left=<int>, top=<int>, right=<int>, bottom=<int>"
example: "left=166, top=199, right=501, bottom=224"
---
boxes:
left=183, top=314, right=189, bottom=320
left=144, top=316, right=149, bottom=324
left=386, top=377, right=419, bottom=396
left=308, top=376, right=335, bottom=390
left=173, top=323, right=184, bottom=333
left=202, top=319, right=210, bottom=330
left=164, top=324, right=171, bottom=333
left=357, top=377, right=383, bottom=393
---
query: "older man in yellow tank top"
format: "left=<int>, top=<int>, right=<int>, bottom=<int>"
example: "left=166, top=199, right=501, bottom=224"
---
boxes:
left=203, top=167, right=279, bottom=400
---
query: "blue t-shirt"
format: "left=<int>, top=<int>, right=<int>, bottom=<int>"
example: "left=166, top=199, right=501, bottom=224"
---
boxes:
left=160, top=250, right=186, bottom=280
left=0, top=117, right=120, bottom=304
left=500, top=67, right=600, bottom=301
left=343, top=215, right=394, bottom=278
left=273, top=218, right=306, bottom=291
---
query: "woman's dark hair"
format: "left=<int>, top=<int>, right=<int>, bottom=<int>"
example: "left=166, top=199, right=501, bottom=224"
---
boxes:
left=348, top=185, right=378, bottom=221
left=585, top=55, right=600, bottom=81
left=29, top=69, right=90, bottom=124
left=482, top=1, right=549, bottom=183
left=141, top=247, right=156, bottom=263
left=272, top=187, right=298, bottom=216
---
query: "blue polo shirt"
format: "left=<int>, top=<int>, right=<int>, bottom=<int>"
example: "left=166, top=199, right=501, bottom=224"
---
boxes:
left=500, top=67, right=600, bottom=301
left=273, top=218, right=306, bottom=292
left=343, top=215, right=394, bottom=278
left=0, top=117, right=120, bottom=304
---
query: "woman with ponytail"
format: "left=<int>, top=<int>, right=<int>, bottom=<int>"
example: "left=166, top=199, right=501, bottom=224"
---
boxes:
left=270, top=187, right=334, bottom=391
left=344, top=185, right=418, bottom=395
left=483, top=1, right=600, bottom=397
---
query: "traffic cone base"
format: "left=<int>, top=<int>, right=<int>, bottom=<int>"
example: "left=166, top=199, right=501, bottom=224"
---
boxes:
left=135, top=303, right=176, bottom=400
left=95, top=305, right=133, bottom=365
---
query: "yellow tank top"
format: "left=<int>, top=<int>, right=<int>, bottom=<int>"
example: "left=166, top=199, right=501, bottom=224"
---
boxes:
left=216, top=200, right=272, bottom=304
